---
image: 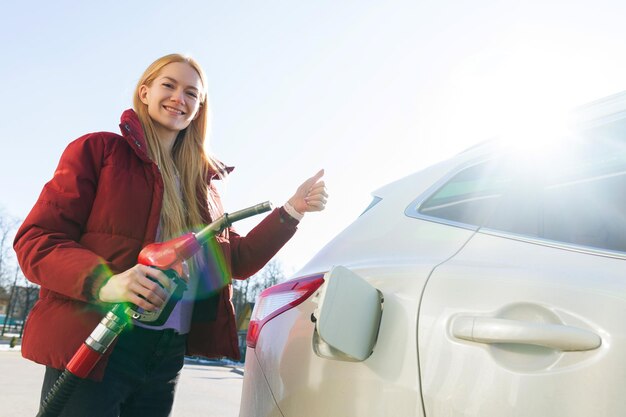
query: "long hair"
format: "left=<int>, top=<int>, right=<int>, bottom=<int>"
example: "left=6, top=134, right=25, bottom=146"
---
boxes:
left=133, top=54, right=224, bottom=240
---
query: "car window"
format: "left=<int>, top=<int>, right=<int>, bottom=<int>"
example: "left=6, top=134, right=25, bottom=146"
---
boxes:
left=417, top=160, right=511, bottom=228
left=417, top=130, right=626, bottom=254
left=360, top=196, right=382, bottom=216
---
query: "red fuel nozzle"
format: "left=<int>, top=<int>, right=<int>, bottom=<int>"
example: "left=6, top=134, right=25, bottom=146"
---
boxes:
left=138, top=201, right=273, bottom=271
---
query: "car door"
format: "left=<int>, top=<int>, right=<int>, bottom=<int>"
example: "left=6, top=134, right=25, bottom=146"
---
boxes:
left=416, top=131, right=626, bottom=416
left=419, top=232, right=625, bottom=416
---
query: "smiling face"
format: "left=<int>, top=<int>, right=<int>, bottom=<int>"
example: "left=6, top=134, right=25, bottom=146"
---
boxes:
left=138, top=62, right=204, bottom=145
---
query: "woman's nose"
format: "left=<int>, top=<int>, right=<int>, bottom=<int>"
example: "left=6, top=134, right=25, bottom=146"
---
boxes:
left=170, top=88, right=185, bottom=104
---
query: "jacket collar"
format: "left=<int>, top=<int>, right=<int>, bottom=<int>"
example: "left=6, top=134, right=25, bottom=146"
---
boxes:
left=119, top=109, right=152, bottom=163
left=118, top=109, right=234, bottom=179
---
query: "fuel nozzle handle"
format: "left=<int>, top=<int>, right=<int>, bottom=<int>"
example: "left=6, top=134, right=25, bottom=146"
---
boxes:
left=138, top=201, right=274, bottom=271
left=131, top=200, right=273, bottom=326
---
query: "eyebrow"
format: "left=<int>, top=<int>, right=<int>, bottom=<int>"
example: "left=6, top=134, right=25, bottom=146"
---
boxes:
left=161, top=76, right=200, bottom=92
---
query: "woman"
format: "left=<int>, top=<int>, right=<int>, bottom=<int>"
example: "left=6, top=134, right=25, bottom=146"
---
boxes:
left=14, top=53, right=327, bottom=416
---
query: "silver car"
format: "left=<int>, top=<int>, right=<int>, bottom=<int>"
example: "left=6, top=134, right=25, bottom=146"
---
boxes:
left=239, top=92, right=626, bottom=417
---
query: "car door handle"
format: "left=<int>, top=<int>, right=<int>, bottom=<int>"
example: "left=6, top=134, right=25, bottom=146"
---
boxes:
left=451, top=316, right=602, bottom=351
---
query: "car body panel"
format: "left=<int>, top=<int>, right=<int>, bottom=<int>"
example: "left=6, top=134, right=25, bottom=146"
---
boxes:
left=419, top=233, right=626, bottom=416
left=239, top=348, right=285, bottom=417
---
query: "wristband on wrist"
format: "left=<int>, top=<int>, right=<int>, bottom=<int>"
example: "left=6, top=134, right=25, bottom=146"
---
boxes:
left=283, top=201, right=304, bottom=221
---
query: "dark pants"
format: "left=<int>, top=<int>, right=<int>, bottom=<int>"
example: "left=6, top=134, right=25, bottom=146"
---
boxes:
left=40, top=326, right=187, bottom=417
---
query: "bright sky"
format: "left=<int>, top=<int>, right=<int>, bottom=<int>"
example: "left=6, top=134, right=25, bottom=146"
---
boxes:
left=2, top=1, right=626, bottom=276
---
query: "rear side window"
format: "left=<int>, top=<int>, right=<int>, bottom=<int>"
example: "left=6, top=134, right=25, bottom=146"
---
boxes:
left=360, top=196, right=382, bottom=216
left=417, top=160, right=511, bottom=228
left=417, top=130, right=626, bottom=254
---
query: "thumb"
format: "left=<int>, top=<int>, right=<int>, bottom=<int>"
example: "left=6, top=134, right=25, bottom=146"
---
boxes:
left=309, top=169, right=324, bottom=183
left=297, top=169, right=325, bottom=194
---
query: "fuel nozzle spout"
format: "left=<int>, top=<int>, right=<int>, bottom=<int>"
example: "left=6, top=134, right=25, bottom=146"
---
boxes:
left=194, top=201, right=273, bottom=246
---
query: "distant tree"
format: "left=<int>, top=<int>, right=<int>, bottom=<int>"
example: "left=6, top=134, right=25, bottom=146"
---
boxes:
left=231, top=277, right=252, bottom=321
left=0, top=208, right=37, bottom=335
left=0, top=208, right=20, bottom=292
left=248, top=258, right=283, bottom=302
left=232, top=258, right=285, bottom=320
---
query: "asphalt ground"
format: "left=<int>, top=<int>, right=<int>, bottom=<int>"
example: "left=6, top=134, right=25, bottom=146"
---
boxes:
left=0, top=344, right=243, bottom=417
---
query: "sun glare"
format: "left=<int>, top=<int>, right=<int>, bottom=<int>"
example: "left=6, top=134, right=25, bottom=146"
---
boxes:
left=442, top=35, right=604, bottom=161
left=498, top=109, right=572, bottom=154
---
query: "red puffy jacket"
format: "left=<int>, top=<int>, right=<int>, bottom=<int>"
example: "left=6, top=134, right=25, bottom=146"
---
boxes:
left=14, top=109, right=298, bottom=380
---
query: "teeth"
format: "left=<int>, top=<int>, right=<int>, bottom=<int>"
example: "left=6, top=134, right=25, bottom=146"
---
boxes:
left=164, top=106, right=183, bottom=115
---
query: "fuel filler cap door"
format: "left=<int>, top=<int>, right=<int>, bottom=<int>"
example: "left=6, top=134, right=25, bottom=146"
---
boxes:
left=313, top=266, right=383, bottom=362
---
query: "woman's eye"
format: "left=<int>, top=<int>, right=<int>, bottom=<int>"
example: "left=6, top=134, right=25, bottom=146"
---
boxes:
left=163, top=83, right=174, bottom=89
left=187, top=92, right=198, bottom=99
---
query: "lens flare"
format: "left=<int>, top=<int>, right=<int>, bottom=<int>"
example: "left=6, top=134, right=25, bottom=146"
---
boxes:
left=196, top=237, right=230, bottom=298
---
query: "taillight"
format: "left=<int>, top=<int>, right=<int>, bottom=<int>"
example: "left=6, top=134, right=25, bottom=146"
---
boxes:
left=246, top=273, right=325, bottom=348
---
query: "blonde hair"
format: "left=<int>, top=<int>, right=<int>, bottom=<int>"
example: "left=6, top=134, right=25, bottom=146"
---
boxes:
left=133, top=54, right=224, bottom=240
